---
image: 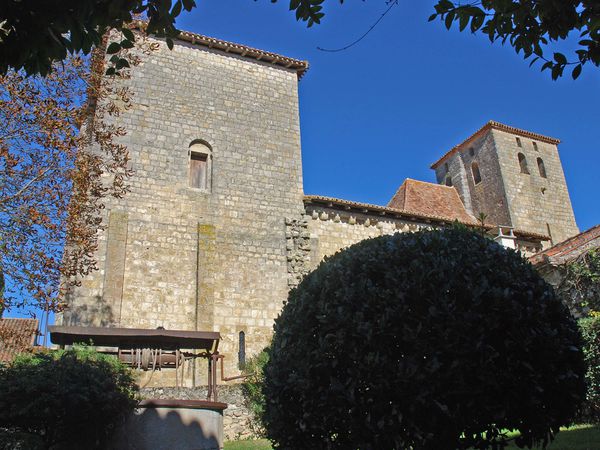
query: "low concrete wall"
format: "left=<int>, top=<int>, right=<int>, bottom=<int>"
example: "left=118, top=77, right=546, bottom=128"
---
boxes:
left=112, top=399, right=227, bottom=450
left=140, top=386, right=258, bottom=441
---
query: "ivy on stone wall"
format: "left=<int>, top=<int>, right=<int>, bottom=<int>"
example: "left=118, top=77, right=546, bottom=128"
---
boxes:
left=558, top=249, right=600, bottom=318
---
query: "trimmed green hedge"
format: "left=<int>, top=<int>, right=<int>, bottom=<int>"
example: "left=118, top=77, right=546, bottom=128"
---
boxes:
left=263, top=228, right=586, bottom=450
left=0, top=345, right=138, bottom=449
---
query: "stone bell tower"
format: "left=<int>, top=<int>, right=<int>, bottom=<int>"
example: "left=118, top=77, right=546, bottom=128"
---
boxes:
left=431, top=121, right=578, bottom=246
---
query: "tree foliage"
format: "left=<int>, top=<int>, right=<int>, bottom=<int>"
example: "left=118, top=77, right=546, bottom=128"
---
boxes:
left=0, top=345, right=138, bottom=449
left=429, top=0, right=600, bottom=80
left=284, top=0, right=600, bottom=80
left=263, top=228, right=586, bottom=450
left=0, top=35, right=156, bottom=313
left=578, top=315, right=600, bottom=424
left=0, top=0, right=194, bottom=76
left=2, top=1, right=599, bottom=79
left=557, top=249, right=600, bottom=318
left=241, top=347, right=270, bottom=436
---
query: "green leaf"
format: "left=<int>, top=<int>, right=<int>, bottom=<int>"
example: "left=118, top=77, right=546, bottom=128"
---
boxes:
left=122, top=28, right=135, bottom=42
left=106, top=42, right=122, bottom=54
left=553, top=52, right=567, bottom=65
left=444, top=12, right=455, bottom=30
left=116, top=58, right=130, bottom=70
left=572, top=64, right=582, bottom=80
left=171, top=0, right=183, bottom=17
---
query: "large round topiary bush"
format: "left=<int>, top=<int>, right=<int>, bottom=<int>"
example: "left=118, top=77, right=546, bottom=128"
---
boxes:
left=263, top=228, right=585, bottom=450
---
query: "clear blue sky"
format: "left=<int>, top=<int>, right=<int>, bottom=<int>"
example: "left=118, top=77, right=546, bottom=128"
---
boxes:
left=180, top=0, right=600, bottom=231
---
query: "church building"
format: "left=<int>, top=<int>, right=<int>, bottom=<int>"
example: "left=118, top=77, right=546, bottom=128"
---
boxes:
left=58, top=29, right=579, bottom=379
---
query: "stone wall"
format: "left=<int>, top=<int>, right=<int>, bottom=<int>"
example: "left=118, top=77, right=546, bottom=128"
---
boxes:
left=305, top=205, right=438, bottom=269
left=59, top=35, right=306, bottom=377
left=140, top=386, right=258, bottom=442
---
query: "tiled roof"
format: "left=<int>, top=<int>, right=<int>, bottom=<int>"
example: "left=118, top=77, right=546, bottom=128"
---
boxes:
left=0, top=318, right=39, bottom=362
left=431, top=120, right=561, bottom=169
left=388, top=179, right=476, bottom=224
left=530, top=224, right=600, bottom=266
left=133, top=21, right=309, bottom=78
left=303, top=194, right=549, bottom=241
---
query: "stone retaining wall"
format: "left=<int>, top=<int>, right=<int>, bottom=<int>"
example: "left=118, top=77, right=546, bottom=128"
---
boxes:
left=141, top=385, right=259, bottom=441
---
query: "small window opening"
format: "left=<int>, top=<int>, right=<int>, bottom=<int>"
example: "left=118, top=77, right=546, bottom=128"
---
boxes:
left=469, top=147, right=475, bottom=157
left=518, top=153, right=529, bottom=174
left=537, top=157, right=547, bottom=178
left=516, top=137, right=522, bottom=147
left=188, top=140, right=212, bottom=190
left=532, top=141, right=538, bottom=151
left=444, top=162, right=449, bottom=172
left=238, top=331, right=246, bottom=370
left=471, top=162, right=482, bottom=184
left=445, top=176, right=453, bottom=187
left=189, top=153, right=207, bottom=188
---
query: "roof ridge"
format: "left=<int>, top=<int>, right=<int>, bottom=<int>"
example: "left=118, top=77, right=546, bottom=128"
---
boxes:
left=431, top=120, right=561, bottom=169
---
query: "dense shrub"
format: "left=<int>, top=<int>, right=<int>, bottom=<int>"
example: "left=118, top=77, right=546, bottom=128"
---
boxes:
left=263, top=228, right=586, bottom=450
left=578, top=315, right=600, bottom=423
left=0, top=345, right=138, bottom=449
left=241, top=347, right=270, bottom=435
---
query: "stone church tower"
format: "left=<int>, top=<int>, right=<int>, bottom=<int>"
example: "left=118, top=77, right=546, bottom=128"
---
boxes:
left=60, top=31, right=308, bottom=377
left=431, top=121, right=579, bottom=245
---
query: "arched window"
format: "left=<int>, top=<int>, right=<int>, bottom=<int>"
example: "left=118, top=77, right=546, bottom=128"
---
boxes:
left=537, top=157, right=547, bottom=178
left=471, top=162, right=482, bottom=184
left=238, top=331, right=246, bottom=370
left=518, top=153, right=529, bottom=174
left=189, top=140, right=212, bottom=190
left=445, top=176, right=453, bottom=187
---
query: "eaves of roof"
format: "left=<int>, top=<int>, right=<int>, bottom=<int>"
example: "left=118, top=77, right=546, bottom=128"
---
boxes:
left=529, top=224, right=600, bottom=266
left=431, top=120, right=561, bottom=169
left=132, top=21, right=309, bottom=78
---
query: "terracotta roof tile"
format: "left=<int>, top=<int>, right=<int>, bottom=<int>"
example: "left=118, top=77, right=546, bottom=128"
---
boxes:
left=388, top=179, right=476, bottom=224
left=431, top=121, right=561, bottom=169
left=0, top=318, right=39, bottom=362
left=530, top=224, right=600, bottom=266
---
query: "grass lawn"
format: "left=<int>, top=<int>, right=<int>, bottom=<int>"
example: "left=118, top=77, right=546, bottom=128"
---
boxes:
left=223, top=425, right=600, bottom=450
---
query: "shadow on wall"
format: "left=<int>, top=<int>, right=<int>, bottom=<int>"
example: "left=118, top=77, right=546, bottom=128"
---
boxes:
left=111, top=406, right=222, bottom=450
left=61, top=294, right=114, bottom=327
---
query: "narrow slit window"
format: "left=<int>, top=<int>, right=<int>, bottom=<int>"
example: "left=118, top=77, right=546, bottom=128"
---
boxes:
left=445, top=176, right=453, bottom=187
left=238, top=331, right=246, bottom=370
left=537, top=157, right=547, bottom=178
left=471, top=162, right=482, bottom=184
left=518, top=153, right=530, bottom=174
left=532, top=141, right=538, bottom=151
left=516, top=137, right=522, bottom=147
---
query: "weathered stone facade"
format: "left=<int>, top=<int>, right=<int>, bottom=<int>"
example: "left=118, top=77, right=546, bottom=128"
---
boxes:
left=60, top=34, right=306, bottom=377
left=59, top=32, right=575, bottom=395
